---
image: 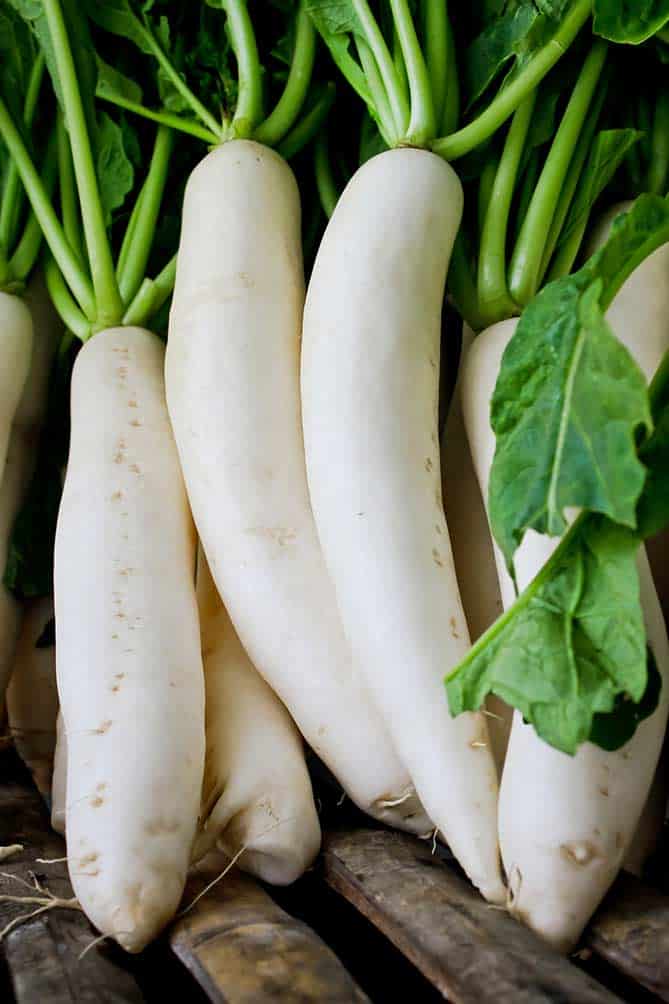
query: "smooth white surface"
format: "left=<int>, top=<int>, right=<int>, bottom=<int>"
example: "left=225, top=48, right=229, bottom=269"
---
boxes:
left=55, top=327, right=204, bottom=952
left=193, top=551, right=321, bottom=883
left=302, top=149, right=503, bottom=903
left=167, top=141, right=429, bottom=836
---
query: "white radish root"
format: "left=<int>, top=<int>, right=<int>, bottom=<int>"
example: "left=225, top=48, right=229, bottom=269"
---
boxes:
left=192, top=550, right=321, bottom=884
left=55, top=327, right=205, bottom=953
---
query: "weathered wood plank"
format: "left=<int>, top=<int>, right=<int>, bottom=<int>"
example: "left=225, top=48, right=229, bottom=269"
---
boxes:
left=587, top=871, right=669, bottom=1002
left=0, top=751, right=144, bottom=1004
left=170, top=860, right=370, bottom=1003
left=322, top=828, right=624, bottom=1004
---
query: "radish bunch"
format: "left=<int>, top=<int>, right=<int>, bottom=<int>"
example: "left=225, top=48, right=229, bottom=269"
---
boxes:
left=2, top=0, right=669, bottom=963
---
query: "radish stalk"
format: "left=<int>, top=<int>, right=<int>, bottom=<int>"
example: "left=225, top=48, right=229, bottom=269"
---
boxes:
left=193, top=552, right=321, bottom=884
left=461, top=309, right=669, bottom=951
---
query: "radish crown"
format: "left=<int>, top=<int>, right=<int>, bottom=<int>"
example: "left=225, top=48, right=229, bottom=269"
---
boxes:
left=0, top=0, right=177, bottom=338
left=87, top=1, right=332, bottom=158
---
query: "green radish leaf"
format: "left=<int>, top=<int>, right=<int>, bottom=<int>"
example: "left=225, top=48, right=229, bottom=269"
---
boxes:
left=95, top=53, right=143, bottom=104
left=489, top=278, right=651, bottom=567
left=464, top=0, right=572, bottom=109
left=96, top=110, right=135, bottom=223
left=6, top=0, right=64, bottom=108
left=306, top=1, right=383, bottom=138
left=85, top=0, right=157, bottom=56
left=589, top=646, right=661, bottom=750
left=558, top=129, right=642, bottom=247
left=489, top=194, right=669, bottom=569
left=446, top=516, right=647, bottom=755
left=465, top=5, right=538, bottom=108
left=593, top=1, right=669, bottom=44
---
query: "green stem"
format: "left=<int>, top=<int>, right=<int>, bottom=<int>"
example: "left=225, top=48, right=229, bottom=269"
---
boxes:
left=44, top=254, right=91, bottom=341
left=116, top=182, right=147, bottom=282
left=441, top=15, right=459, bottom=135
left=139, top=17, right=222, bottom=139
left=276, top=84, right=336, bottom=161
left=423, top=0, right=448, bottom=131
left=447, top=232, right=488, bottom=333
left=356, top=37, right=397, bottom=147
left=508, top=41, right=607, bottom=308
left=314, top=131, right=339, bottom=218
left=446, top=510, right=591, bottom=684
left=44, top=0, right=122, bottom=325
left=352, top=0, right=409, bottom=139
left=0, top=95, right=95, bottom=318
left=122, top=254, right=177, bottom=328
left=57, top=110, right=82, bottom=259
left=223, top=0, right=264, bottom=138
left=0, top=53, right=45, bottom=255
left=545, top=216, right=588, bottom=282
left=389, top=0, right=435, bottom=145
left=478, top=157, right=498, bottom=239
left=118, top=126, right=172, bottom=306
left=648, top=91, right=669, bottom=196
left=433, top=0, right=592, bottom=160
left=97, top=90, right=219, bottom=144
left=392, top=23, right=409, bottom=98
left=8, top=129, right=59, bottom=283
left=478, top=93, right=536, bottom=325
left=538, top=81, right=606, bottom=283
left=253, top=3, right=315, bottom=147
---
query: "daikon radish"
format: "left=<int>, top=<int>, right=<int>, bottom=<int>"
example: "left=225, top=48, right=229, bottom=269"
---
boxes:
left=167, top=141, right=430, bottom=838
left=441, top=323, right=510, bottom=772
left=55, top=328, right=205, bottom=952
left=462, top=316, right=669, bottom=951
left=193, top=551, right=321, bottom=884
left=587, top=202, right=669, bottom=625
left=0, top=275, right=60, bottom=705
left=301, top=149, right=504, bottom=904
left=6, top=597, right=57, bottom=797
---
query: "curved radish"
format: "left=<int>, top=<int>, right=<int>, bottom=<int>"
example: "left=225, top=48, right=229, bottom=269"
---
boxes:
left=193, top=551, right=321, bottom=884
left=51, top=709, right=66, bottom=835
left=167, top=140, right=430, bottom=837
left=461, top=316, right=669, bottom=952
left=301, top=149, right=504, bottom=904
left=6, top=596, right=57, bottom=798
left=0, top=277, right=59, bottom=705
left=0, top=292, right=33, bottom=478
left=441, top=323, right=510, bottom=772
left=587, top=202, right=669, bottom=626
left=55, top=327, right=205, bottom=953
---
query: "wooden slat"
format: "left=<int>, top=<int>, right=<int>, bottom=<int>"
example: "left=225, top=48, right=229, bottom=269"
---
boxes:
left=587, top=870, right=669, bottom=1002
left=322, top=828, right=624, bottom=1004
left=0, top=752, right=144, bottom=1004
left=170, top=861, right=370, bottom=1003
